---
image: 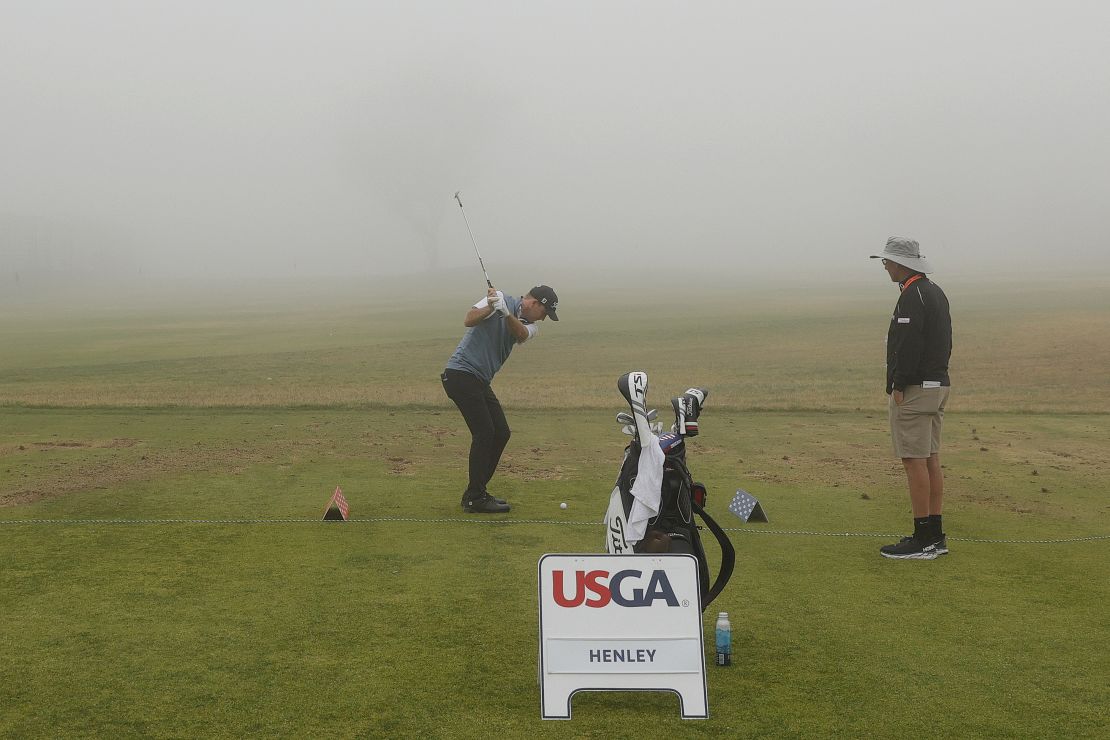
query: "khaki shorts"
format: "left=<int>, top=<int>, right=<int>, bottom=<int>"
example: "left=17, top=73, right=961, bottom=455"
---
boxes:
left=889, top=385, right=950, bottom=459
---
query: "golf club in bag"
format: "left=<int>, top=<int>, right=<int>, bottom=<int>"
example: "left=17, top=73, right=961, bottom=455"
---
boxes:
left=604, top=371, right=735, bottom=612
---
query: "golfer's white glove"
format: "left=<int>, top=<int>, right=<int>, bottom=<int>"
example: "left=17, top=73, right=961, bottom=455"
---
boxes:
left=493, top=293, right=509, bottom=316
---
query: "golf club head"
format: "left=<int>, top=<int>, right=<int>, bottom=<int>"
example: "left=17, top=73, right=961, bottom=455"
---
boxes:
left=621, top=422, right=662, bottom=437
left=616, top=409, right=656, bottom=425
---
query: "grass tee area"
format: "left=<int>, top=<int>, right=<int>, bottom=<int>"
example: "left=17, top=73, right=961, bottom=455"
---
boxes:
left=2, top=277, right=1107, bottom=737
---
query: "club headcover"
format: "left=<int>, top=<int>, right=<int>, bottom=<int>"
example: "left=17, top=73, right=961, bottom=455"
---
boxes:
left=672, top=387, right=709, bottom=436
left=616, top=371, right=653, bottom=443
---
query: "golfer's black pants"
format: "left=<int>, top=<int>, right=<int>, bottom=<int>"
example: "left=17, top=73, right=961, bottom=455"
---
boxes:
left=441, top=369, right=511, bottom=498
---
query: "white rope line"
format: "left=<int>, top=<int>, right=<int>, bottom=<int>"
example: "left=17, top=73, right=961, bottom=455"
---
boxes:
left=1, top=518, right=1107, bottom=544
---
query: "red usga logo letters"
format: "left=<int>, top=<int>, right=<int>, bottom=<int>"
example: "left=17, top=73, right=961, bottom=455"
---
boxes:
left=552, top=569, right=681, bottom=608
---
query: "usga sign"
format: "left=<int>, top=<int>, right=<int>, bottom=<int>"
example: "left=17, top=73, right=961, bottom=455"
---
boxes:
left=551, top=568, right=680, bottom=608
left=538, top=554, right=708, bottom=720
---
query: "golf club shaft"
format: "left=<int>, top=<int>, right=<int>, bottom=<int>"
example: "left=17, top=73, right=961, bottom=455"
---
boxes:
left=454, top=191, right=493, bottom=289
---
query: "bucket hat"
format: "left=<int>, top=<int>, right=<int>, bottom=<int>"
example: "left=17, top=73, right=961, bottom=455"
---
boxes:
left=870, top=237, right=933, bottom=273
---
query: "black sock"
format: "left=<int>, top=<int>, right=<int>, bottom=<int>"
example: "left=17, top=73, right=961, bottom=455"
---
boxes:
left=913, top=517, right=931, bottom=541
left=928, top=514, right=943, bottom=539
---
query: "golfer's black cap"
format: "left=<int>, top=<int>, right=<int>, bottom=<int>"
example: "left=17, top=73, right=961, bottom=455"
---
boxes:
left=529, top=285, right=559, bottom=320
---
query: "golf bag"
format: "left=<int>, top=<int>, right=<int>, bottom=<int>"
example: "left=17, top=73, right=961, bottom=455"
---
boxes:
left=604, top=372, right=735, bottom=612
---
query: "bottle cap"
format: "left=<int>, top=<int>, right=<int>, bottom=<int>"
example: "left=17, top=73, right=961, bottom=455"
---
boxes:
left=718, top=611, right=728, bottom=618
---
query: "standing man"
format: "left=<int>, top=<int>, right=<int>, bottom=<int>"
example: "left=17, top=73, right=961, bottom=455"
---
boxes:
left=871, top=237, right=953, bottom=560
left=441, top=285, right=559, bottom=513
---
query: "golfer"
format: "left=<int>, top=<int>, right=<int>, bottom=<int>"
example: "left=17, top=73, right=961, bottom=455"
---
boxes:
left=441, top=285, right=559, bottom=513
left=871, top=237, right=953, bottom=559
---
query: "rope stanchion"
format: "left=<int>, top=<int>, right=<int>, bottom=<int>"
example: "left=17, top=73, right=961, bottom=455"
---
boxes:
left=0, top=517, right=1106, bottom=544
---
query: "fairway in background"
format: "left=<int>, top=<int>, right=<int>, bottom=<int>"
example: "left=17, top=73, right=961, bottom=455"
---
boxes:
left=1, top=276, right=1108, bottom=412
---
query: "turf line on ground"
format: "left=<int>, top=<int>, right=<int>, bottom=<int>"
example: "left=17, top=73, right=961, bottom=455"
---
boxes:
left=1, top=517, right=1106, bottom=544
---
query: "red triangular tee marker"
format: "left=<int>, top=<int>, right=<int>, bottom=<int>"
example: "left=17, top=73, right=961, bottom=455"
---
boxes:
left=323, top=486, right=349, bottom=521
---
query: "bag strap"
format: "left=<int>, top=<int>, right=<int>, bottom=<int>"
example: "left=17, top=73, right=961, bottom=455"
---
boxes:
left=691, top=499, right=735, bottom=610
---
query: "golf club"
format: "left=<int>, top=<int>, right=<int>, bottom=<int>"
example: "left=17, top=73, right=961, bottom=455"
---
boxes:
left=454, top=191, right=493, bottom=289
left=616, top=410, right=657, bottom=425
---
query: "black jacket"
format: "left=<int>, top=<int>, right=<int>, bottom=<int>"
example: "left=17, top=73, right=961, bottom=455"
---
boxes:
left=886, top=275, right=952, bottom=393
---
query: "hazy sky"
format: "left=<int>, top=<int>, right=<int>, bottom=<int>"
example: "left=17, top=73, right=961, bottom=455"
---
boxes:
left=2, top=1, right=1108, bottom=283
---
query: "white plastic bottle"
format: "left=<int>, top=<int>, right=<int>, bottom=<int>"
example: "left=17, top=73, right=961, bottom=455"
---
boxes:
left=715, top=611, right=732, bottom=666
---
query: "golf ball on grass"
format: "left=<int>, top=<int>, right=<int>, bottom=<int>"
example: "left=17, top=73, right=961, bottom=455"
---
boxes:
left=560, top=502, right=567, bottom=509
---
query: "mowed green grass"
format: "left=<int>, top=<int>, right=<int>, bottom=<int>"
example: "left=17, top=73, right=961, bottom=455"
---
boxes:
left=1, top=277, right=1108, bottom=737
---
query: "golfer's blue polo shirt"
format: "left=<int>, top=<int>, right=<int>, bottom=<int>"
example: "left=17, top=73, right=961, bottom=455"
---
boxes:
left=446, top=293, right=536, bottom=384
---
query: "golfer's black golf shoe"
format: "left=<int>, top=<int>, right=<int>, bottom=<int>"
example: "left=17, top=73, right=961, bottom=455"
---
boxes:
left=463, top=493, right=510, bottom=514
left=460, top=489, right=507, bottom=507
left=890, top=533, right=949, bottom=556
left=879, top=536, right=940, bottom=560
